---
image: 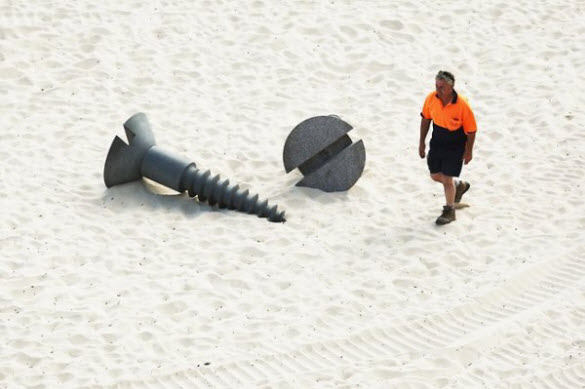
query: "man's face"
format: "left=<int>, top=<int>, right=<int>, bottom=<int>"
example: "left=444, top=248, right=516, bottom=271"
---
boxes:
left=435, top=78, right=453, bottom=98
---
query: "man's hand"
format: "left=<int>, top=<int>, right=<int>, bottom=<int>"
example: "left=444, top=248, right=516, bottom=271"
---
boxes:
left=463, top=149, right=473, bottom=164
left=419, top=118, right=431, bottom=159
left=464, top=132, right=475, bottom=165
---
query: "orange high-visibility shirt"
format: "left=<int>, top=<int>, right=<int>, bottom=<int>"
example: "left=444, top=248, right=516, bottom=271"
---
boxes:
left=421, top=91, right=477, bottom=134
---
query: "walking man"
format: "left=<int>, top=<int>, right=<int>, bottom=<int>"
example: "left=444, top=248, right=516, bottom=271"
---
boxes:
left=419, top=71, right=477, bottom=225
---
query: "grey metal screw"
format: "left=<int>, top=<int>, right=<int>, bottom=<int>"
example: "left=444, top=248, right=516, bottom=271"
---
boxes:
left=104, top=113, right=286, bottom=222
left=283, top=115, right=366, bottom=192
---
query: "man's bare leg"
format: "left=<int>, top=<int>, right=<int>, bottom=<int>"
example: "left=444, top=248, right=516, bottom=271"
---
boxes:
left=430, top=173, right=455, bottom=206
left=431, top=173, right=457, bottom=224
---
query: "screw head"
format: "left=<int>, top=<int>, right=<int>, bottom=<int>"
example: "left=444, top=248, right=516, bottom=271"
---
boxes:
left=283, top=115, right=366, bottom=192
left=104, top=113, right=156, bottom=188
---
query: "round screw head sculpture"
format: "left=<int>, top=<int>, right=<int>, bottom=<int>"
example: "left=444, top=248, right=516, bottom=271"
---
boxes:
left=283, top=115, right=366, bottom=192
left=104, top=113, right=286, bottom=222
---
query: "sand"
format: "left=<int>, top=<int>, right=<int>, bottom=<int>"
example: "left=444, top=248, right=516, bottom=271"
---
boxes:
left=2, top=0, right=585, bottom=387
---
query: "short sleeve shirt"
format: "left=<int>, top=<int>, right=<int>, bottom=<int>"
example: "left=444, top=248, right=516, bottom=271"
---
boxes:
left=421, top=91, right=477, bottom=134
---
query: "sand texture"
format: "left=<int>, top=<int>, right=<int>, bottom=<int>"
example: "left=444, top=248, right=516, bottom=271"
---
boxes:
left=2, top=0, right=585, bottom=388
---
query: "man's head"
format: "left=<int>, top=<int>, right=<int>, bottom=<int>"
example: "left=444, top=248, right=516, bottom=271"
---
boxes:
left=435, top=70, right=455, bottom=98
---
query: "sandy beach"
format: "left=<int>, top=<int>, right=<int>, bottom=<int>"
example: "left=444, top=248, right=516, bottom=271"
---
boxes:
left=2, top=0, right=585, bottom=387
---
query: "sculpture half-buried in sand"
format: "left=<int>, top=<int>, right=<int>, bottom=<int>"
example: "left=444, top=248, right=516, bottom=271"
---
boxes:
left=283, top=115, right=366, bottom=192
left=104, top=113, right=286, bottom=222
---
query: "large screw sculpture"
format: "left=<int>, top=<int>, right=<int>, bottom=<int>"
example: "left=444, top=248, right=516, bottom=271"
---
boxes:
left=104, top=113, right=286, bottom=222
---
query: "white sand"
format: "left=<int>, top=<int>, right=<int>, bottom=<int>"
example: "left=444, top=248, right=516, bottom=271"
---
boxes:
left=2, top=0, right=585, bottom=387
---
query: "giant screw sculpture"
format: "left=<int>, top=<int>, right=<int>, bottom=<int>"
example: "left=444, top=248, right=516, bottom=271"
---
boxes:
left=104, top=113, right=286, bottom=222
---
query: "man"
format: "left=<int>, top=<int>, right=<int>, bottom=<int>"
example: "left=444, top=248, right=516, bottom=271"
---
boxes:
left=419, top=71, right=477, bottom=225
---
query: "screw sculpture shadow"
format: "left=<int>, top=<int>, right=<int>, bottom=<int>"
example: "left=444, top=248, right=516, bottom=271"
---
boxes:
left=283, top=115, right=366, bottom=192
left=104, top=113, right=285, bottom=222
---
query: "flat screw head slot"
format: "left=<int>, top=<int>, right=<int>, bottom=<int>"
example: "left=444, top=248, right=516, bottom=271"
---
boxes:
left=283, top=115, right=366, bottom=192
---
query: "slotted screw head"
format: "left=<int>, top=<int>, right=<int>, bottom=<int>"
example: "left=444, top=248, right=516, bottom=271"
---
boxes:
left=283, top=115, right=366, bottom=192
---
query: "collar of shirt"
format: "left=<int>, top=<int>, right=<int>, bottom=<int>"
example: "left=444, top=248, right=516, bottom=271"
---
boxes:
left=435, top=90, right=458, bottom=105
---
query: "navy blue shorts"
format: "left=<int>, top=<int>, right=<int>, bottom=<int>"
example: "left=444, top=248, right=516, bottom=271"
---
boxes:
left=427, top=147, right=465, bottom=177
left=427, top=125, right=467, bottom=177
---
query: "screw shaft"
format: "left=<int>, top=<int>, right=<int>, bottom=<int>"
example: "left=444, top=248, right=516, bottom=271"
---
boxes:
left=180, top=164, right=285, bottom=222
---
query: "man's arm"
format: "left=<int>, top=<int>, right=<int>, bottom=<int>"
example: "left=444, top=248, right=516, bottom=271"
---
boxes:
left=419, top=117, right=431, bottom=158
left=464, top=132, right=476, bottom=164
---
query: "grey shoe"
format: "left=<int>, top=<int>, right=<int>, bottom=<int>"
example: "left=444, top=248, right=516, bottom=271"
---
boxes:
left=455, top=181, right=470, bottom=203
left=436, top=205, right=456, bottom=225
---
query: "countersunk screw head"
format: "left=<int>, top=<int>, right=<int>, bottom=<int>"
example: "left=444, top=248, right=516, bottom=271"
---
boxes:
left=104, top=113, right=156, bottom=188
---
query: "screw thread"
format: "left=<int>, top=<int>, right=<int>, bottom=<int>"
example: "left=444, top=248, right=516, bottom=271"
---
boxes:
left=180, top=164, right=285, bottom=222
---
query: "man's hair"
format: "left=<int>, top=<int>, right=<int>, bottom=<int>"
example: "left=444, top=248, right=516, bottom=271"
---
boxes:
left=436, top=70, right=455, bottom=85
